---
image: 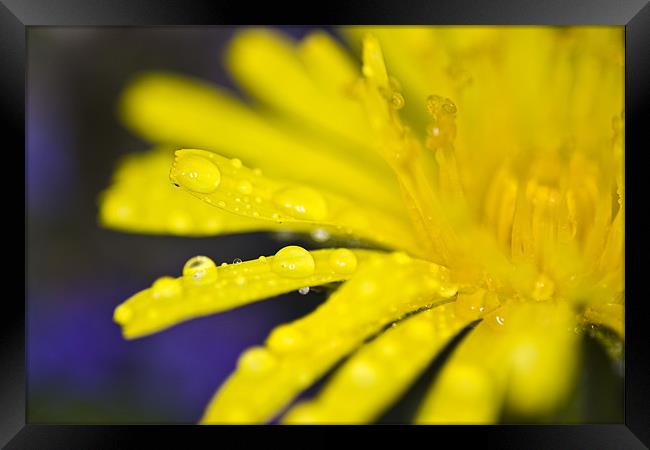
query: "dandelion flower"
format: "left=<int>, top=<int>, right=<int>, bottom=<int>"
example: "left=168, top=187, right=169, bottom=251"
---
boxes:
left=100, top=26, right=624, bottom=424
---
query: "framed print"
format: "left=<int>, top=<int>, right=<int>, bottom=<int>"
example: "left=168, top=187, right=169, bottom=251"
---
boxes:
left=4, top=0, right=650, bottom=447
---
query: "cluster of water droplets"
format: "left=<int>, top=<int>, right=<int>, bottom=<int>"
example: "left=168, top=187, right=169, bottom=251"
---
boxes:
left=425, top=95, right=457, bottom=149
left=172, top=151, right=331, bottom=223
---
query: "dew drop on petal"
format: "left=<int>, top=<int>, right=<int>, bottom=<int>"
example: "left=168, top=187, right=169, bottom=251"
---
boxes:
left=328, top=248, right=358, bottom=274
left=172, top=154, right=221, bottom=194
left=271, top=246, right=315, bottom=278
left=390, top=92, right=405, bottom=109
left=233, top=258, right=243, bottom=265
left=182, top=255, right=218, bottom=285
left=273, top=186, right=328, bottom=221
left=151, top=276, right=182, bottom=299
left=298, top=286, right=310, bottom=295
left=230, top=158, right=242, bottom=169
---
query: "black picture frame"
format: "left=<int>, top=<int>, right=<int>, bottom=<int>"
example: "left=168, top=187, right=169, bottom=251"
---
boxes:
left=5, top=0, right=649, bottom=447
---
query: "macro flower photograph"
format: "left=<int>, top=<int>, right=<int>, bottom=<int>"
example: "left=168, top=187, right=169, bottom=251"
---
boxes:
left=27, top=25, right=624, bottom=424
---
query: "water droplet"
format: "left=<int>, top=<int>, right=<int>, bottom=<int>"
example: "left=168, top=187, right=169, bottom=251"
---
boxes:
left=237, top=347, right=276, bottom=376
left=182, top=255, right=218, bottom=285
left=272, top=246, right=315, bottom=278
left=235, top=275, right=246, bottom=286
left=442, top=100, right=457, bottom=114
left=172, top=154, right=221, bottom=194
left=310, top=228, right=330, bottom=243
left=237, top=180, right=253, bottom=195
left=258, top=256, right=267, bottom=263
left=233, top=258, right=243, bottom=265
left=217, top=200, right=226, bottom=208
left=253, top=168, right=263, bottom=176
left=151, top=276, right=182, bottom=298
left=113, top=304, right=133, bottom=324
left=267, top=325, right=304, bottom=353
left=230, top=158, right=242, bottom=169
left=495, top=315, right=505, bottom=326
left=273, top=187, right=328, bottom=221
left=390, top=92, right=404, bottom=109
left=328, top=248, right=358, bottom=274
left=298, top=286, right=310, bottom=295
left=426, top=95, right=444, bottom=113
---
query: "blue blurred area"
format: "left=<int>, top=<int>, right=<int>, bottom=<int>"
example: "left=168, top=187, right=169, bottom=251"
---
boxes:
left=26, top=27, right=328, bottom=423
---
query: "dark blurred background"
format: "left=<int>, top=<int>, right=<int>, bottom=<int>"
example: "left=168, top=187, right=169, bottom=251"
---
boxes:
left=26, top=26, right=328, bottom=423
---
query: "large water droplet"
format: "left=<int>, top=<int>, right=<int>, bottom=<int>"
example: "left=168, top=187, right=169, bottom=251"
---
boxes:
left=238, top=346, right=276, bottom=376
left=151, top=276, right=182, bottom=299
left=182, top=255, right=218, bottom=285
left=298, top=286, right=310, bottom=295
left=172, top=154, right=221, bottom=194
left=328, top=248, right=358, bottom=274
left=271, top=246, right=315, bottom=278
left=273, top=187, right=328, bottom=221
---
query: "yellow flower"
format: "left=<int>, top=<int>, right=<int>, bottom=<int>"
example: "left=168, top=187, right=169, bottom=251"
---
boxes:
left=100, top=26, right=624, bottom=424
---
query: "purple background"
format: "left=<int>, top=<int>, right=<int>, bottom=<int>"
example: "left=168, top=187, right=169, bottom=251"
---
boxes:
left=26, top=26, right=329, bottom=423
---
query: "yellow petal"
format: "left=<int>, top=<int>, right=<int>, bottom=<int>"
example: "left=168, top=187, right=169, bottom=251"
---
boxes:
left=200, top=252, right=459, bottom=423
left=119, top=71, right=403, bottom=215
left=99, top=148, right=304, bottom=236
left=281, top=303, right=470, bottom=424
left=114, top=247, right=382, bottom=339
left=170, top=149, right=421, bottom=256
left=297, top=31, right=359, bottom=95
left=226, top=28, right=376, bottom=157
left=357, top=34, right=456, bottom=262
left=416, top=302, right=579, bottom=423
